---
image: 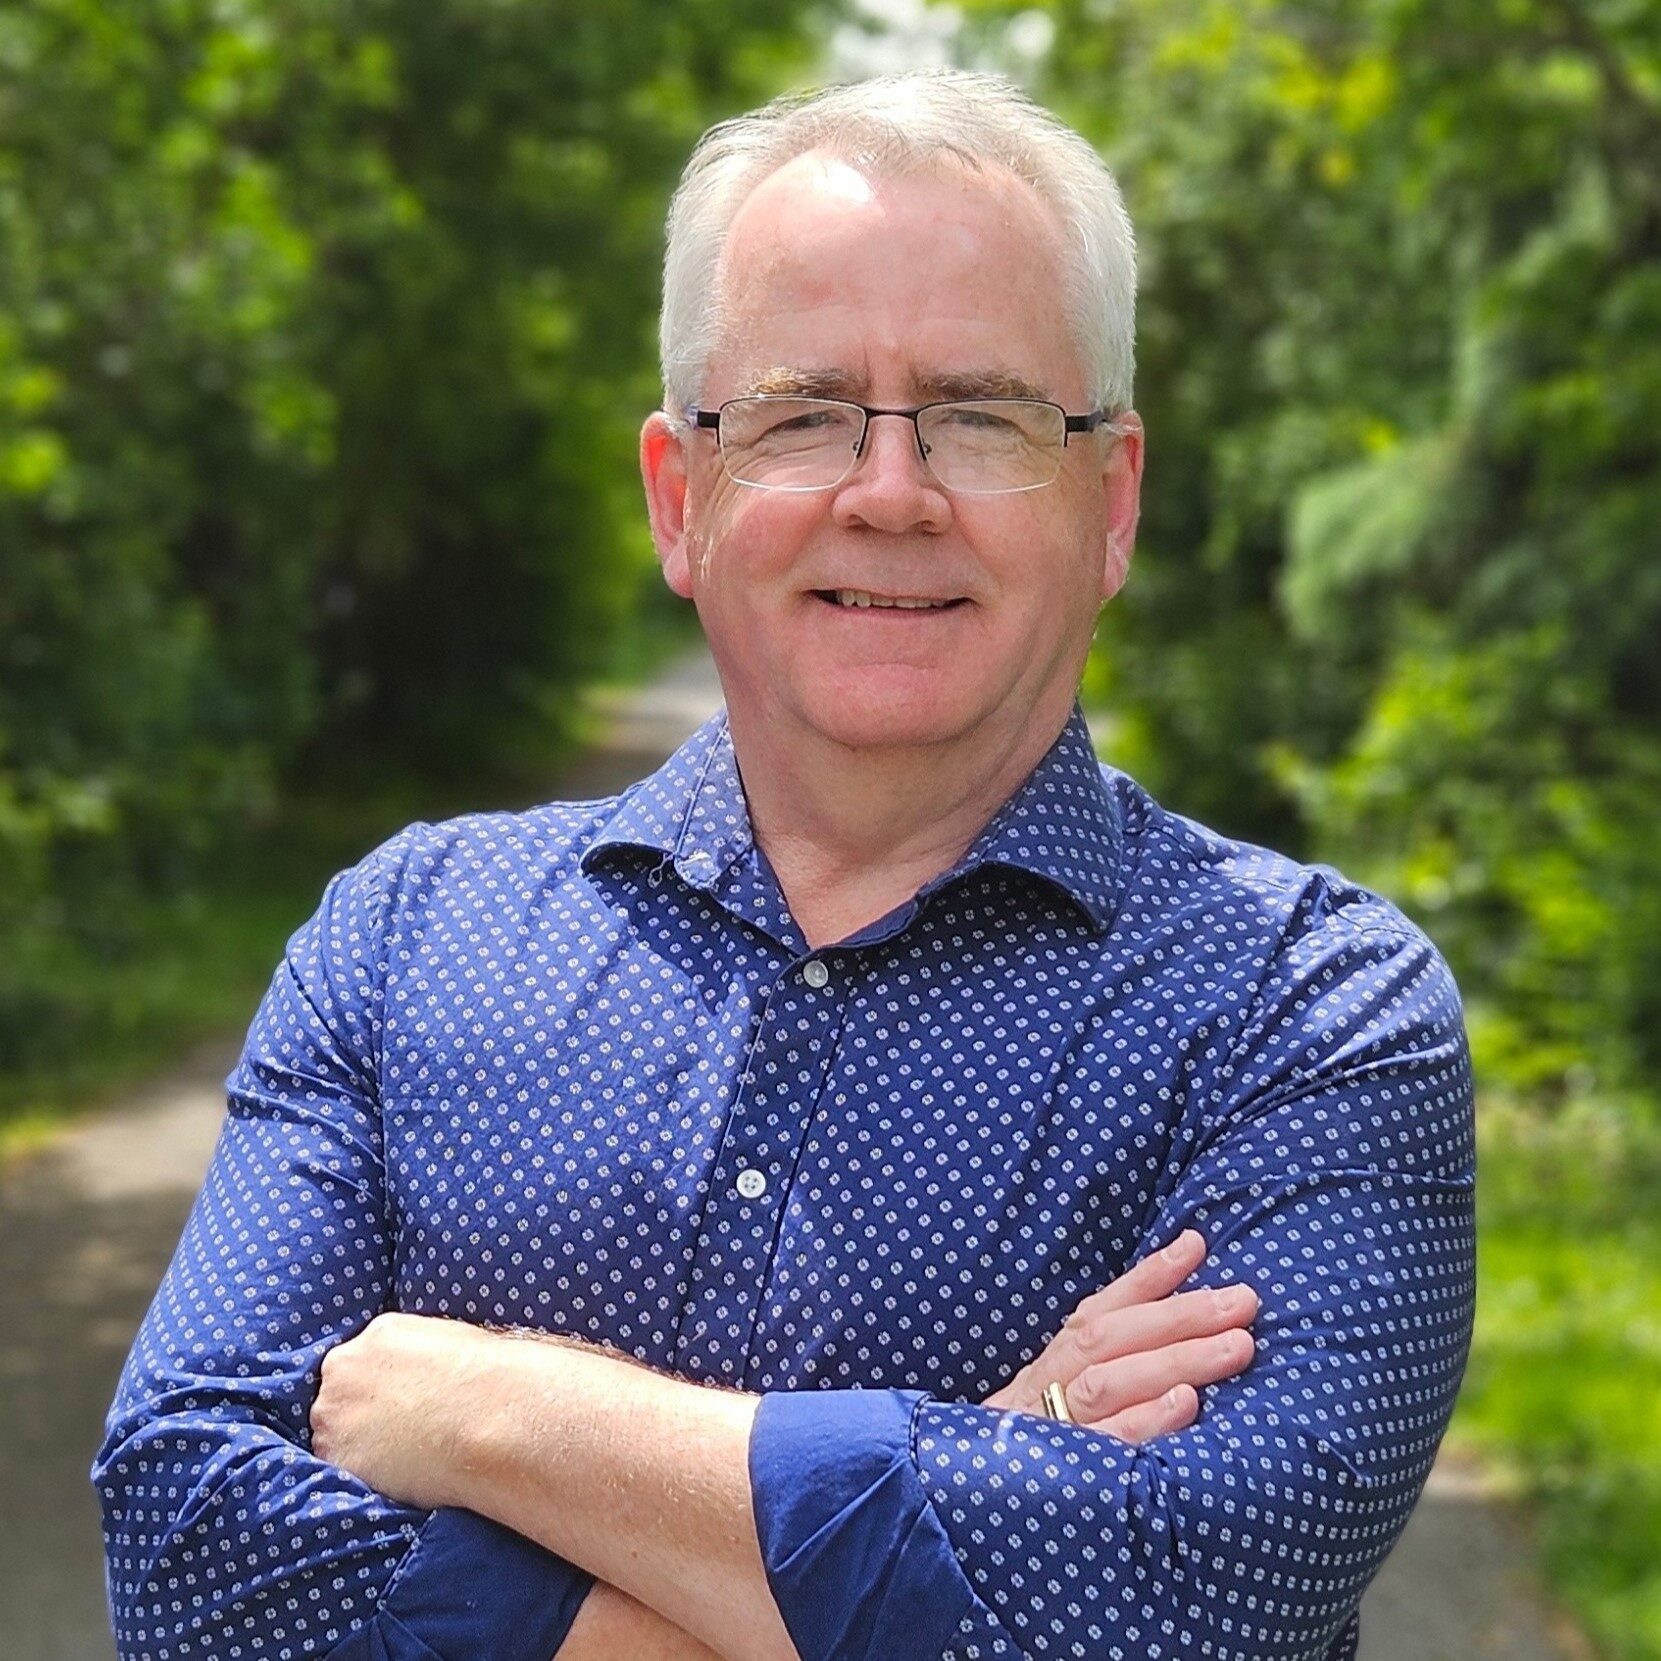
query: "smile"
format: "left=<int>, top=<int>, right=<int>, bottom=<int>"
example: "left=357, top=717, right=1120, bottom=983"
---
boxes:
left=812, top=590, right=970, bottom=611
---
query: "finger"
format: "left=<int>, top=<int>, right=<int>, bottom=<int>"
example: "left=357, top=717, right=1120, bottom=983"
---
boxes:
left=1063, top=1229, right=1207, bottom=1331
left=1064, top=1282, right=1259, bottom=1373
left=1092, top=1383, right=1199, bottom=1444
left=980, top=1234, right=1219, bottom=1414
left=1069, top=1328, right=1255, bottom=1422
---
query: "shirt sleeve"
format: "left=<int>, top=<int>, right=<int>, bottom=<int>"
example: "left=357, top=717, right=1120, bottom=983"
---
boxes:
left=747, top=914, right=1476, bottom=1661
left=90, top=828, right=595, bottom=1661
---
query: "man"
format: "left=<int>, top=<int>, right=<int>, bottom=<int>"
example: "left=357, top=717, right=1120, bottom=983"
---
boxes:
left=94, top=68, right=1475, bottom=1661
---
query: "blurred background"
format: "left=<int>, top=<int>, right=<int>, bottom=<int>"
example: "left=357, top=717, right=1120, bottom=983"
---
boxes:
left=1, top=0, right=1657, bottom=1657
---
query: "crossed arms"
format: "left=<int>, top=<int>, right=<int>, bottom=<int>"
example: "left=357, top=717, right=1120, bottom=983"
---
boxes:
left=302, top=1228, right=1257, bottom=1661
left=92, top=841, right=1475, bottom=1661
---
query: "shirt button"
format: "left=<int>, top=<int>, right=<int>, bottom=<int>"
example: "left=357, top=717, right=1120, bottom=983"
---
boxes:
left=802, top=959, right=830, bottom=988
left=736, top=1167, right=767, bottom=1199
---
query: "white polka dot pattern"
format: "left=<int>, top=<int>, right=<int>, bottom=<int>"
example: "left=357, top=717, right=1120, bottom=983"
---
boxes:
left=92, top=698, right=1475, bottom=1661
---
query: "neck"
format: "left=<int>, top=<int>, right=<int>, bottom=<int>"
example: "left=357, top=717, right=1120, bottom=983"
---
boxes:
left=723, top=689, right=1077, bottom=949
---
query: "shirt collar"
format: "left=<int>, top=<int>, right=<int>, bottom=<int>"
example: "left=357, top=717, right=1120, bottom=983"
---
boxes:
left=579, top=697, right=1124, bottom=935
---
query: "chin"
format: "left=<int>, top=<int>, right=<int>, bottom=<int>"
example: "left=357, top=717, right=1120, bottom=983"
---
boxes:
left=798, top=675, right=988, bottom=752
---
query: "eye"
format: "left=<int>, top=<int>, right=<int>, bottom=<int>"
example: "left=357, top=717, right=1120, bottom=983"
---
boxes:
left=766, top=410, right=840, bottom=434
left=940, top=408, right=1017, bottom=432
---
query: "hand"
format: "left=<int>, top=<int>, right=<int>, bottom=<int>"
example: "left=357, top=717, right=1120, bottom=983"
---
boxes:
left=310, top=1310, right=500, bottom=1510
left=982, top=1230, right=1258, bottom=1442
left=553, top=1580, right=725, bottom=1661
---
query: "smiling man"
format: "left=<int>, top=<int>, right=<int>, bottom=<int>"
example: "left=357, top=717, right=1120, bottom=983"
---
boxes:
left=642, top=144, right=1144, bottom=958
left=94, top=70, right=1476, bottom=1661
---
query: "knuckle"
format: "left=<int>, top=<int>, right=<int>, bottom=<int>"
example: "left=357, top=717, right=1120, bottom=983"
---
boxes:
left=1179, top=1285, right=1229, bottom=1326
left=1067, top=1367, right=1098, bottom=1417
left=1074, top=1361, right=1118, bottom=1417
left=1069, top=1290, right=1110, bottom=1330
left=1076, top=1311, right=1119, bottom=1361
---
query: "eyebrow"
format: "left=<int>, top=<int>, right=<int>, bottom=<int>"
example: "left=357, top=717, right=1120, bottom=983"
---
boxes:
left=740, top=365, right=1053, bottom=402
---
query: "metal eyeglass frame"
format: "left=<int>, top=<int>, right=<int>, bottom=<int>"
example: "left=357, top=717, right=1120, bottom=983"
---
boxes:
left=684, top=395, right=1131, bottom=494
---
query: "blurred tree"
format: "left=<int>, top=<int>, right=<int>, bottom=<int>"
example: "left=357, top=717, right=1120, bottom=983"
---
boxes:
left=0, top=0, right=830, bottom=1057
left=968, top=0, right=1661, bottom=1097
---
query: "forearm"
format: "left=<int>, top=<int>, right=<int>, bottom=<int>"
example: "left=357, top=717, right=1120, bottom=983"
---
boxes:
left=463, top=1339, right=798, bottom=1661
left=555, top=1580, right=725, bottom=1661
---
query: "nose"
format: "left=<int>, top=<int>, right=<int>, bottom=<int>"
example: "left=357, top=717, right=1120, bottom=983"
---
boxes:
left=832, top=411, right=951, bottom=533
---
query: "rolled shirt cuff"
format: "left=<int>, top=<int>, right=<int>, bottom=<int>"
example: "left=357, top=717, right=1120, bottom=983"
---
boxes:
left=324, top=1505, right=595, bottom=1661
left=748, top=1386, right=974, bottom=1661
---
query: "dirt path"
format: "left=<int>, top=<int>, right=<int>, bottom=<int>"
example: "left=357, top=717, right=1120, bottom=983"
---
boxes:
left=0, top=647, right=1587, bottom=1659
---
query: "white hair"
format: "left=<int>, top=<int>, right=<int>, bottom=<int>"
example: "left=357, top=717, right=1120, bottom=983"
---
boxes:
left=658, top=68, right=1137, bottom=418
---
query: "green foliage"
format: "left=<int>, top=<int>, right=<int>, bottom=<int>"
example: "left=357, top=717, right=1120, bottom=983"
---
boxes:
left=1462, top=1093, right=1661, bottom=1659
left=1271, top=622, right=1661, bottom=1092
left=0, top=0, right=831, bottom=1067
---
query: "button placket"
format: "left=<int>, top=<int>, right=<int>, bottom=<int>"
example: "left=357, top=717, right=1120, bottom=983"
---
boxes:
left=673, top=964, right=847, bottom=1380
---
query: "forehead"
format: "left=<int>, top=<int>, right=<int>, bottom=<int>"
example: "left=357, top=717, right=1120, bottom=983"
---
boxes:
left=707, top=151, right=1084, bottom=402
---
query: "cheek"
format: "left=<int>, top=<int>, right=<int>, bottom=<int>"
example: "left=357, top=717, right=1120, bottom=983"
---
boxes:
left=962, top=500, right=1093, bottom=596
left=1024, top=498, right=1103, bottom=593
left=694, top=488, right=822, bottom=590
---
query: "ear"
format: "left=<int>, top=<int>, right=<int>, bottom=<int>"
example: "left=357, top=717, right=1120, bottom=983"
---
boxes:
left=641, top=410, right=695, bottom=601
left=1096, top=410, right=1145, bottom=604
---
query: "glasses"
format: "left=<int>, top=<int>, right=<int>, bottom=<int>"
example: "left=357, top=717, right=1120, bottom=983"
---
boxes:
left=686, top=396, right=1132, bottom=494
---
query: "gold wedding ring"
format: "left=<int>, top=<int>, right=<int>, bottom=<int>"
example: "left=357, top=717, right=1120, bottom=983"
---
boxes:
left=1041, top=1381, right=1074, bottom=1423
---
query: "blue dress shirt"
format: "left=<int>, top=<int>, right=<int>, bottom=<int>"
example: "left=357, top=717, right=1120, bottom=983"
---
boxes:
left=94, top=697, right=1475, bottom=1661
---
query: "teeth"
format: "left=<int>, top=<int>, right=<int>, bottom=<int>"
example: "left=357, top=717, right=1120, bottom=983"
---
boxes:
left=833, top=589, right=956, bottom=609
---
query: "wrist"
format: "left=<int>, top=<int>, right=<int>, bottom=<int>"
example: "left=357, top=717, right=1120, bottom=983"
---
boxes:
left=457, top=1332, right=639, bottom=1521
left=446, top=1327, right=546, bottom=1514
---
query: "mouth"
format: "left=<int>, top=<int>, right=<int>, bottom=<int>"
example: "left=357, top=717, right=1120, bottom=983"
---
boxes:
left=810, top=589, right=972, bottom=614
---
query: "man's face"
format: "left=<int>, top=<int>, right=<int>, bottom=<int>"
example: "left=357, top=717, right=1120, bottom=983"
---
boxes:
left=642, top=150, right=1142, bottom=760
